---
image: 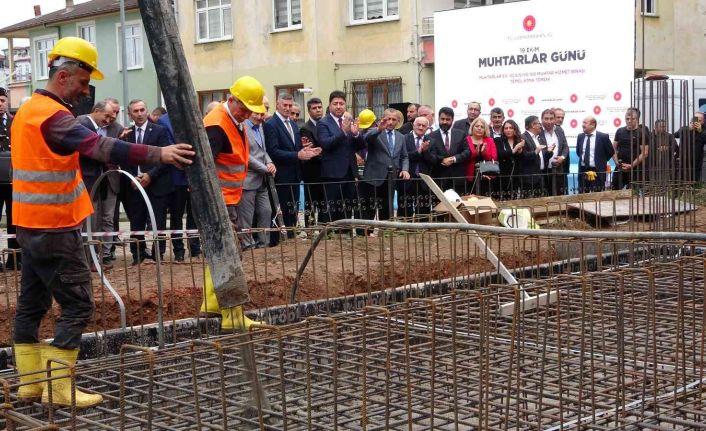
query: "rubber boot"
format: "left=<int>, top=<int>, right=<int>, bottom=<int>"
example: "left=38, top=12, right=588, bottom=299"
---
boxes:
left=40, top=345, right=103, bottom=408
left=221, top=305, right=262, bottom=331
left=14, top=343, right=44, bottom=401
left=199, top=265, right=221, bottom=317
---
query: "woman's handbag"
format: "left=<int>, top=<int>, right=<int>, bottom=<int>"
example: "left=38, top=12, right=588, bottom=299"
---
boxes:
left=476, top=160, right=500, bottom=176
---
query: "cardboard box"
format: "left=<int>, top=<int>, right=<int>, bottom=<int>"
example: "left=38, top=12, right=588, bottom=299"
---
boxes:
left=433, top=194, right=497, bottom=225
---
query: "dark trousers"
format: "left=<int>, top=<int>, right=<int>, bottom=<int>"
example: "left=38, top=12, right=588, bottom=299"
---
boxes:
left=578, top=168, right=606, bottom=193
left=612, top=169, right=636, bottom=190
left=0, top=183, right=20, bottom=260
left=360, top=181, right=395, bottom=221
left=397, top=177, right=431, bottom=218
left=169, top=185, right=200, bottom=257
left=321, top=177, right=358, bottom=223
left=111, top=181, right=132, bottom=254
left=14, top=229, right=92, bottom=349
left=269, top=183, right=299, bottom=246
left=127, top=190, right=168, bottom=257
left=302, top=181, right=325, bottom=226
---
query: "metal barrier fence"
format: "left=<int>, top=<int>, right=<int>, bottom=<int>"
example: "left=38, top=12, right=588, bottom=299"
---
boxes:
left=2, top=221, right=706, bottom=429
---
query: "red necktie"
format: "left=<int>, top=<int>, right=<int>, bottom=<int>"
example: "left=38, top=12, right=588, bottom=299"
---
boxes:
left=338, top=118, right=343, bottom=129
left=444, top=132, right=450, bottom=152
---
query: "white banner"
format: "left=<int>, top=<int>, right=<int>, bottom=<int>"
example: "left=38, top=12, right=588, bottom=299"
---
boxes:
left=434, top=0, right=634, bottom=144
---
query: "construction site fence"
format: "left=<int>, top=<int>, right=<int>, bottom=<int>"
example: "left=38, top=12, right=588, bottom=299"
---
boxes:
left=2, top=219, right=706, bottom=429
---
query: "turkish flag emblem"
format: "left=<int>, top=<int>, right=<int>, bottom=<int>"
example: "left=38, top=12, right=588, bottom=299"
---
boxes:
left=570, top=94, right=578, bottom=103
left=451, top=100, right=458, bottom=108
left=528, top=96, right=535, bottom=105
left=614, top=92, right=622, bottom=101
left=523, top=15, right=536, bottom=32
left=507, top=109, right=514, bottom=118
left=614, top=118, right=622, bottom=127
left=594, top=106, right=601, bottom=115
left=570, top=119, right=578, bottom=129
left=489, top=98, right=495, bottom=107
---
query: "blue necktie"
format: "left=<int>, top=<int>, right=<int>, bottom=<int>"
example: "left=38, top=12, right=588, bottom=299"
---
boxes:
left=387, top=131, right=394, bottom=154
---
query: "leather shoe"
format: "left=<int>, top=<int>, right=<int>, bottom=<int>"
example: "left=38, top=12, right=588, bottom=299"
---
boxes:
left=174, top=252, right=185, bottom=262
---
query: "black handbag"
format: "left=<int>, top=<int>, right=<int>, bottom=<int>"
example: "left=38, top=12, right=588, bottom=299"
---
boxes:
left=476, top=161, right=500, bottom=176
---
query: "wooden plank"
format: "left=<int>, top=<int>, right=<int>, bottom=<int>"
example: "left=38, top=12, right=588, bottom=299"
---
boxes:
left=137, top=0, right=248, bottom=308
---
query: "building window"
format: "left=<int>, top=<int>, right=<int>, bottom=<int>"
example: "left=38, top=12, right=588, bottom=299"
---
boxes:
left=117, top=22, right=144, bottom=70
left=196, top=0, right=232, bottom=42
left=274, top=84, right=304, bottom=113
left=642, top=0, right=657, bottom=15
left=346, top=77, right=402, bottom=118
left=34, top=36, right=56, bottom=80
left=198, top=89, right=229, bottom=113
left=273, top=0, right=302, bottom=31
left=350, top=0, right=399, bottom=24
left=77, top=22, right=96, bottom=45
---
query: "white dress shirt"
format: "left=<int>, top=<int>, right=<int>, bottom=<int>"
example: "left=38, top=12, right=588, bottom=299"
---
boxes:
left=581, top=133, right=596, bottom=168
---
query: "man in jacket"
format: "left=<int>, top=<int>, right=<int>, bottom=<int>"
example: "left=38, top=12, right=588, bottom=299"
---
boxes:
left=360, top=108, right=410, bottom=221
left=10, top=37, right=192, bottom=408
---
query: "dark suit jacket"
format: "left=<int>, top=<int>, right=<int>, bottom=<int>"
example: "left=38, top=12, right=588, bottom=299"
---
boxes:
left=76, top=114, right=124, bottom=193
left=576, top=131, right=614, bottom=173
left=362, top=129, right=409, bottom=187
left=299, top=119, right=322, bottom=183
left=317, top=114, right=365, bottom=179
left=544, top=126, right=570, bottom=173
left=0, top=113, right=13, bottom=183
left=264, top=114, right=302, bottom=184
left=404, top=132, right=432, bottom=177
left=451, top=118, right=472, bottom=134
left=521, top=131, right=552, bottom=176
left=427, top=128, right=470, bottom=179
left=124, top=122, right=173, bottom=196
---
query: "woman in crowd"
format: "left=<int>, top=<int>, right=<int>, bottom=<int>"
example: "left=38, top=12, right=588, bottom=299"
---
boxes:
left=465, top=117, right=498, bottom=196
left=494, top=119, right=525, bottom=199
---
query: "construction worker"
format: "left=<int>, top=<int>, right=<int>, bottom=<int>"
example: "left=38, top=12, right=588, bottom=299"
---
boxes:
left=11, top=37, right=194, bottom=408
left=199, top=76, right=266, bottom=331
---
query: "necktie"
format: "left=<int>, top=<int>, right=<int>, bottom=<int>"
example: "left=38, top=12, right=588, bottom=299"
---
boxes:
left=444, top=131, right=450, bottom=152
left=387, top=131, right=394, bottom=154
left=338, top=117, right=343, bottom=129
left=136, top=127, right=143, bottom=144
left=583, top=134, right=592, bottom=167
left=416, top=136, right=421, bottom=152
left=285, top=119, right=294, bottom=142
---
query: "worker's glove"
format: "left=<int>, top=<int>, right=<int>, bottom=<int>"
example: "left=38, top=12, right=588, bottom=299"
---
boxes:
left=585, top=171, right=597, bottom=182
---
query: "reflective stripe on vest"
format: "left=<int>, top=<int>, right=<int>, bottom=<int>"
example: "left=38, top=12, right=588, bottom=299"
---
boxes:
left=13, top=181, right=86, bottom=204
left=10, top=92, right=93, bottom=228
left=203, top=104, right=248, bottom=205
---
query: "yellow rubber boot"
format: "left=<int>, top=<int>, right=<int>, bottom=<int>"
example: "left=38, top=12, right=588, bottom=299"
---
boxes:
left=41, top=345, right=103, bottom=408
left=14, top=343, right=44, bottom=401
left=221, top=305, right=262, bottom=331
left=199, top=265, right=221, bottom=316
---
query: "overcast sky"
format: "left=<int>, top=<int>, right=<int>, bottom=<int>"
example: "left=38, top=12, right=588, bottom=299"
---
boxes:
left=0, top=0, right=91, bottom=50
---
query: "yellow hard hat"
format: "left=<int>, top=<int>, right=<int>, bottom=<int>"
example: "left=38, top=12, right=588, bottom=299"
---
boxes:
left=48, top=37, right=104, bottom=80
left=358, top=109, right=376, bottom=129
left=229, top=76, right=266, bottom=113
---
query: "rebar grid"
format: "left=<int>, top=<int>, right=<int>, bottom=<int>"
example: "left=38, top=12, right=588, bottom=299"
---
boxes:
left=2, top=252, right=705, bottom=430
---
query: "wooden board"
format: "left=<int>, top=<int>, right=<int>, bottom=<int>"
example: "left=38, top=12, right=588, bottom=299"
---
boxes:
left=567, top=197, right=697, bottom=219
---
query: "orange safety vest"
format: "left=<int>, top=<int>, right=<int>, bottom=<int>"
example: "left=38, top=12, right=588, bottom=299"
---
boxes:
left=203, top=103, right=248, bottom=205
left=10, top=92, right=93, bottom=229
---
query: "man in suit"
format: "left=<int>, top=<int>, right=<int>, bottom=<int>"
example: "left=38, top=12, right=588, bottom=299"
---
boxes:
left=264, top=92, right=320, bottom=244
left=452, top=101, right=481, bottom=134
left=156, top=111, right=201, bottom=262
left=427, top=106, right=470, bottom=191
left=317, top=90, right=365, bottom=224
left=300, top=97, right=324, bottom=226
left=522, top=115, right=552, bottom=197
left=577, top=116, right=614, bottom=193
left=399, top=103, right=419, bottom=135
left=360, top=108, right=410, bottom=221
left=541, top=109, right=569, bottom=195
left=77, top=99, right=125, bottom=267
left=0, top=87, right=19, bottom=270
left=398, top=116, right=431, bottom=217
left=124, top=99, right=173, bottom=264
left=239, top=108, right=276, bottom=249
